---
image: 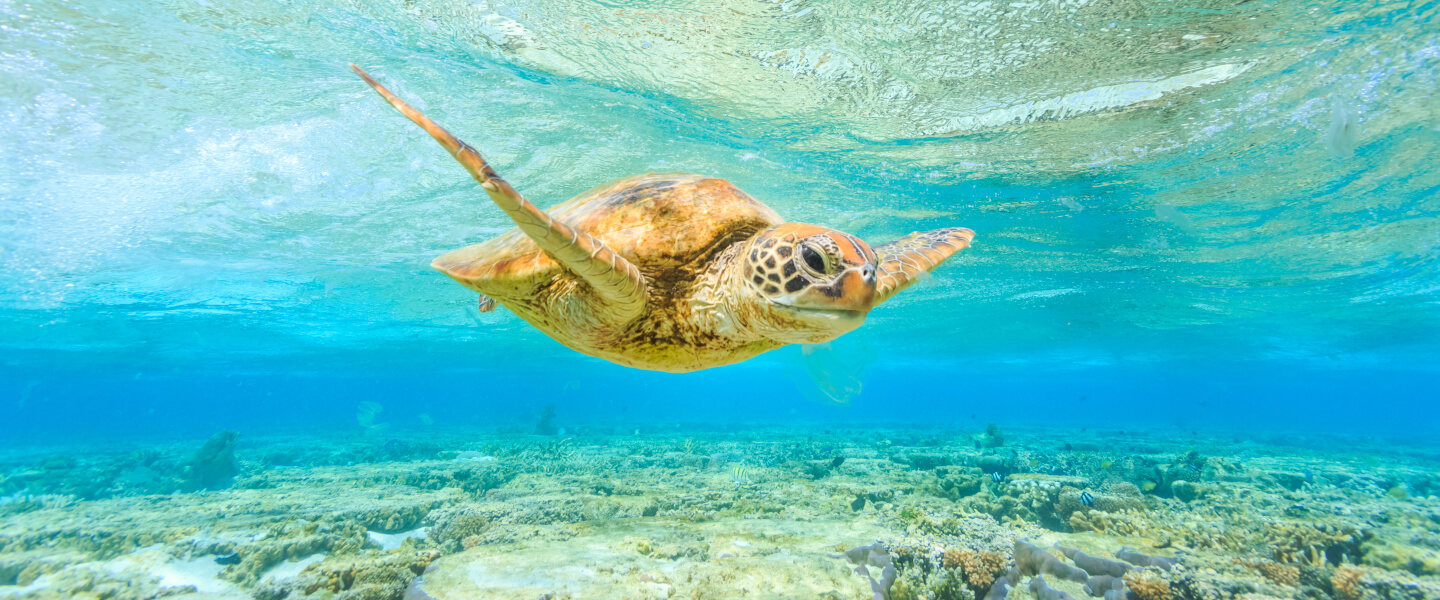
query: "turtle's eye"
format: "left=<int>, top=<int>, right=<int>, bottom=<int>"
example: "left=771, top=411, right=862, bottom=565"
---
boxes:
left=799, top=243, right=831, bottom=277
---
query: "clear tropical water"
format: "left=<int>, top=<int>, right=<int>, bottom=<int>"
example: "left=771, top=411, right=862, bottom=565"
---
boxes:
left=5, top=3, right=1440, bottom=598
left=1, top=0, right=1437, bottom=433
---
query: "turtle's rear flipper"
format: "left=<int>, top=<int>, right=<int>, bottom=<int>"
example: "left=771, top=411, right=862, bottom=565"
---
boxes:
left=478, top=295, right=497, bottom=313
left=351, top=64, right=648, bottom=323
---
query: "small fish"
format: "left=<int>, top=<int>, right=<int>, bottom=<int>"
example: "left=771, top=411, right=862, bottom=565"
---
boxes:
left=831, top=457, right=846, bottom=468
left=730, top=464, right=751, bottom=484
left=1080, top=491, right=1094, bottom=506
left=1100, top=460, right=1113, bottom=469
left=974, top=440, right=982, bottom=449
left=215, top=552, right=241, bottom=565
left=991, top=472, right=1004, bottom=483
left=1184, top=463, right=1202, bottom=475
left=1141, top=481, right=1157, bottom=492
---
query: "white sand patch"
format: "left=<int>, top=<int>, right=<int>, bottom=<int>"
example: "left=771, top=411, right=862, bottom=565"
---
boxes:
left=262, top=553, right=325, bottom=582
left=368, top=527, right=429, bottom=550
left=102, top=546, right=245, bottom=596
left=0, top=580, right=49, bottom=596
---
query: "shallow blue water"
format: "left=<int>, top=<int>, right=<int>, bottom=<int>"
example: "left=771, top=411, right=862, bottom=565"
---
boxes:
left=1, top=0, right=1437, bottom=440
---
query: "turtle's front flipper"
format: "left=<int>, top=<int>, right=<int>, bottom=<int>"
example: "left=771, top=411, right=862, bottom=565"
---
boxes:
left=872, top=227, right=975, bottom=304
left=351, top=65, right=647, bottom=322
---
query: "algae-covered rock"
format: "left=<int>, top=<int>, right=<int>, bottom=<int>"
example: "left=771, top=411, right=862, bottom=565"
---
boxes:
left=905, top=453, right=952, bottom=471
left=975, top=424, right=1006, bottom=448
left=185, top=430, right=240, bottom=490
left=1170, top=480, right=1207, bottom=502
left=1361, top=536, right=1440, bottom=576
left=253, top=549, right=439, bottom=600
left=426, top=503, right=493, bottom=552
left=936, top=474, right=983, bottom=500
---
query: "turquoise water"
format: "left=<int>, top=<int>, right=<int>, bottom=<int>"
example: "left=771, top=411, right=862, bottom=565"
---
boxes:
left=5, top=4, right=1440, bottom=598
left=1, top=0, right=1438, bottom=437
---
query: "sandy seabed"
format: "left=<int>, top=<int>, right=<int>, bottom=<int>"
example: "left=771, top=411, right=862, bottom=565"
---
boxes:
left=2, top=425, right=1438, bottom=600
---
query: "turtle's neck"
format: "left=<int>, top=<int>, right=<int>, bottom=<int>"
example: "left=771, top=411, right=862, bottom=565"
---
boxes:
left=704, top=240, right=809, bottom=345
left=690, top=243, right=766, bottom=343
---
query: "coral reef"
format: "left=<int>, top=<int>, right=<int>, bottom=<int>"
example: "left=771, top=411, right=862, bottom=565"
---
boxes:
left=1331, top=567, right=1364, bottom=600
left=1239, top=559, right=1300, bottom=587
left=944, top=548, right=1009, bottom=593
left=975, top=424, right=1005, bottom=449
left=1122, top=573, right=1171, bottom=600
left=3, top=425, right=1440, bottom=599
left=534, top=405, right=558, bottom=436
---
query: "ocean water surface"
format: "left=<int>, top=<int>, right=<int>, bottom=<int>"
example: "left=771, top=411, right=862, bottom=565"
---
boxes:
left=1, top=0, right=1438, bottom=598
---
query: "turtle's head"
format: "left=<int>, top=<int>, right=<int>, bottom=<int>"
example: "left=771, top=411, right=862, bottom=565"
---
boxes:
left=739, top=223, right=878, bottom=343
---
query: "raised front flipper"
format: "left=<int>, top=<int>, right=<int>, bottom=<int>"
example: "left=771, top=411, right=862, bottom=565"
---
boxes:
left=351, top=65, right=647, bottom=322
left=873, top=227, right=975, bottom=304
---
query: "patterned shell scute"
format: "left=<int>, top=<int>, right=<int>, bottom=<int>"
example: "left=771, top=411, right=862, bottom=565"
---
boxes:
left=432, top=173, right=784, bottom=291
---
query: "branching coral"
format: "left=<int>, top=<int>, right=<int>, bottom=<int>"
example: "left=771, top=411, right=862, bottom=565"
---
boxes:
left=425, top=504, right=492, bottom=552
left=943, top=548, right=1008, bottom=592
left=1122, top=573, right=1170, bottom=600
left=1068, top=510, right=1147, bottom=536
left=1262, top=521, right=1364, bottom=566
left=1331, top=567, right=1365, bottom=600
left=1237, top=559, right=1298, bottom=586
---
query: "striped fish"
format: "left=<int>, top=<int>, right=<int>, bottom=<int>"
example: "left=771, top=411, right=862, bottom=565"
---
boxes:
left=991, top=472, right=1004, bottom=483
left=730, top=464, right=751, bottom=484
left=1080, top=491, right=1094, bottom=506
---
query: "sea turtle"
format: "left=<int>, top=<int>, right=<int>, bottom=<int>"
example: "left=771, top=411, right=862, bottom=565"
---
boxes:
left=352, top=65, right=975, bottom=373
